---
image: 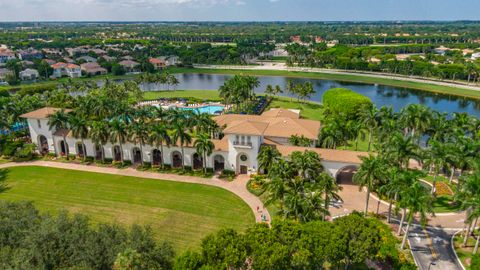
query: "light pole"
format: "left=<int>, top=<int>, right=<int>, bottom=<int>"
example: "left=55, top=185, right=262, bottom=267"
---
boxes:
left=428, top=261, right=436, bottom=270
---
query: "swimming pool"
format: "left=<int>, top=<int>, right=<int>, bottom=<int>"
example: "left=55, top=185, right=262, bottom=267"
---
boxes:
left=180, top=105, right=225, bottom=115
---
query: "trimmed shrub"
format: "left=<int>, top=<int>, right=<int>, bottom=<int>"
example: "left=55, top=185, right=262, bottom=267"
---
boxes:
left=322, top=88, right=372, bottom=119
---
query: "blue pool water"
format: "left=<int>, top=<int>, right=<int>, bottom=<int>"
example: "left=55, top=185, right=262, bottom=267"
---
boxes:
left=179, top=105, right=225, bottom=115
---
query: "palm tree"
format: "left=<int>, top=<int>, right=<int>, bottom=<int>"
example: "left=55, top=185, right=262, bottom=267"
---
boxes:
left=68, top=113, right=90, bottom=161
left=171, top=121, right=192, bottom=170
left=48, top=109, right=71, bottom=160
left=424, top=140, right=447, bottom=195
left=400, top=104, right=432, bottom=143
left=109, top=118, right=128, bottom=164
left=400, top=182, right=435, bottom=249
left=257, top=145, right=281, bottom=174
left=148, top=122, right=171, bottom=169
left=353, top=155, right=386, bottom=215
left=89, top=120, right=109, bottom=163
left=129, top=121, right=149, bottom=166
left=455, top=169, right=480, bottom=249
left=317, top=172, right=341, bottom=221
left=359, top=105, right=378, bottom=152
left=194, top=132, right=214, bottom=174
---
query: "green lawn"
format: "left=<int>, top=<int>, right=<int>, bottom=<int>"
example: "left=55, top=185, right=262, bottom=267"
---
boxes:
left=144, top=90, right=221, bottom=101
left=170, top=67, right=480, bottom=100
left=454, top=233, right=476, bottom=270
left=0, top=166, right=254, bottom=251
left=267, top=96, right=323, bottom=121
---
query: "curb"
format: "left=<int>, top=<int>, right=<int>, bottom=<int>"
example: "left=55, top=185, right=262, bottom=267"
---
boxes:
left=451, top=230, right=467, bottom=270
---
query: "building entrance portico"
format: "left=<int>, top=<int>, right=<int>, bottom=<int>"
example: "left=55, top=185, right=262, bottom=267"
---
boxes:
left=236, top=153, right=249, bottom=174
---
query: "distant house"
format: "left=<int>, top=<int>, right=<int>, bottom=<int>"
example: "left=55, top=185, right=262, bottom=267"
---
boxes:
left=20, top=60, right=34, bottom=67
left=0, top=48, right=16, bottom=63
left=90, top=48, right=107, bottom=56
left=51, top=62, right=81, bottom=78
left=80, top=62, right=107, bottom=76
left=17, top=48, right=43, bottom=60
left=77, top=56, right=97, bottom=63
left=20, top=69, right=39, bottom=81
left=63, top=57, right=75, bottom=64
left=44, top=59, right=56, bottom=65
left=0, top=68, right=13, bottom=82
left=290, top=36, right=301, bottom=43
left=471, top=52, right=480, bottom=60
left=66, top=46, right=89, bottom=57
left=434, top=46, right=449, bottom=56
left=148, top=57, right=166, bottom=70
left=42, top=48, right=63, bottom=57
left=165, top=55, right=181, bottom=66
left=100, top=55, right=116, bottom=62
left=118, top=60, right=140, bottom=73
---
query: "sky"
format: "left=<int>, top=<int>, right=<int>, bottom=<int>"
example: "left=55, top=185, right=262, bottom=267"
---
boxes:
left=0, top=0, right=479, bottom=22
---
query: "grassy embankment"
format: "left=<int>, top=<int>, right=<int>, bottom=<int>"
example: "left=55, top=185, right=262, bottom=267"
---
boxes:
left=0, top=166, right=254, bottom=251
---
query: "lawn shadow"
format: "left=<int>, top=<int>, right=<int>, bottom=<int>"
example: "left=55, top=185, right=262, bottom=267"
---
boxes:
left=0, top=169, right=11, bottom=194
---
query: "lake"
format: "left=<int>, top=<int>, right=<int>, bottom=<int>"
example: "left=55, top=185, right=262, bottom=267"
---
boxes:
left=134, top=73, right=480, bottom=117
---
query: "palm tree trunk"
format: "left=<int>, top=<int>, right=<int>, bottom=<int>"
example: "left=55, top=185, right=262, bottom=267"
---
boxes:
left=364, top=186, right=370, bottom=215
left=367, top=130, right=372, bottom=152
left=432, top=173, right=437, bottom=195
left=160, top=143, right=164, bottom=169
left=387, top=200, right=393, bottom=223
left=401, top=221, right=411, bottom=249
left=398, top=208, right=406, bottom=235
left=63, top=135, right=69, bottom=160
left=139, top=143, right=144, bottom=166
left=464, top=221, right=472, bottom=247
left=474, top=233, right=480, bottom=254
left=119, top=143, right=124, bottom=164
left=81, top=138, right=86, bottom=162
left=203, top=152, right=207, bottom=174
left=181, top=145, right=185, bottom=170
left=324, top=192, right=329, bottom=221
left=449, top=167, right=455, bottom=184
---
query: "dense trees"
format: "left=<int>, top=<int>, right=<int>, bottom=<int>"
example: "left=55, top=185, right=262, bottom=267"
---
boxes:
left=0, top=201, right=174, bottom=270
left=176, top=213, right=414, bottom=270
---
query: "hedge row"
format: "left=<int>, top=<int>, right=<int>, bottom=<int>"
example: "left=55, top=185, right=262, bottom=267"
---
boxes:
left=322, top=88, right=372, bottom=118
left=0, top=83, right=58, bottom=97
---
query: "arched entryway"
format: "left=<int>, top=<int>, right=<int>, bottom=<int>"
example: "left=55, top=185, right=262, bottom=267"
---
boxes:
left=76, top=142, right=87, bottom=158
left=132, top=147, right=142, bottom=164
left=58, top=140, right=68, bottom=156
left=213, top=155, right=225, bottom=171
left=335, top=165, right=358, bottom=185
left=94, top=145, right=104, bottom=161
left=171, top=151, right=182, bottom=168
left=38, top=135, right=49, bottom=154
left=113, top=146, right=122, bottom=162
left=152, top=149, right=162, bottom=166
left=236, top=153, right=249, bottom=174
left=192, top=153, right=203, bottom=170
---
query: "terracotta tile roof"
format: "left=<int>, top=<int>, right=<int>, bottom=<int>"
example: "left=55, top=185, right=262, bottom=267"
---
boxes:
left=149, top=58, right=166, bottom=65
left=223, top=120, right=269, bottom=136
left=261, top=108, right=299, bottom=119
left=214, top=113, right=320, bottom=140
left=51, top=62, right=67, bottom=69
left=119, top=60, right=139, bottom=67
left=274, top=145, right=369, bottom=164
left=212, top=137, right=229, bottom=151
left=20, top=107, right=72, bottom=119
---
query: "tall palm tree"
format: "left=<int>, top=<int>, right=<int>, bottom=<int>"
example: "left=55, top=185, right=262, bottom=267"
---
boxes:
left=455, top=169, right=480, bottom=249
left=109, top=118, right=128, bottom=164
left=129, top=121, right=149, bottom=166
left=171, top=121, right=192, bottom=170
left=400, top=104, right=432, bottom=143
left=48, top=109, right=71, bottom=160
left=359, top=105, right=378, bottom=152
left=68, top=113, right=90, bottom=161
left=353, top=155, right=386, bottom=215
left=424, top=140, right=447, bottom=195
left=400, top=182, right=435, bottom=249
left=89, top=120, right=109, bottom=163
left=317, top=172, right=341, bottom=221
left=194, top=132, right=214, bottom=174
left=257, top=145, right=281, bottom=174
left=148, top=122, right=171, bottom=169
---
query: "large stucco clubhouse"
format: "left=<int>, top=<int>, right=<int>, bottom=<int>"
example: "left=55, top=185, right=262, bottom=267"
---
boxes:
left=21, top=107, right=367, bottom=179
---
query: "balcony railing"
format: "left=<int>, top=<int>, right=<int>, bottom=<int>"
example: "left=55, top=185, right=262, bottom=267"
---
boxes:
left=233, top=141, right=253, bottom=148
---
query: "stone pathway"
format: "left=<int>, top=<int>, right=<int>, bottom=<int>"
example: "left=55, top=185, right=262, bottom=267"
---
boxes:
left=0, top=161, right=271, bottom=223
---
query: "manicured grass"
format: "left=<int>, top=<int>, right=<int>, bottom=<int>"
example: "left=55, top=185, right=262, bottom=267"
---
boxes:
left=454, top=233, right=476, bottom=270
left=170, top=67, right=480, bottom=100
left=143, top=90, right=221, bottom=101
left=433, top=195, right=461, bottom=213
left=267, top=95, right=323, bottom=121
left=0, top=166, right=254, bottom=251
